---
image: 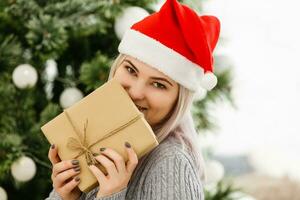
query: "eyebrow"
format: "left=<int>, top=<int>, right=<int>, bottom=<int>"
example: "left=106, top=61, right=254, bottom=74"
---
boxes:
left=124, top=60, right=174, bottom=87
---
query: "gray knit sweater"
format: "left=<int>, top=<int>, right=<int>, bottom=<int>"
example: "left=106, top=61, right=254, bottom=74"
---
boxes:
left=46, top=136, right=204, bottom=200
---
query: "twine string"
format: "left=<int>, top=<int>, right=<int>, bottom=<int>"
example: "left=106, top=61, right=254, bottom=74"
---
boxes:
left=64, top=110, right=142, bottom=165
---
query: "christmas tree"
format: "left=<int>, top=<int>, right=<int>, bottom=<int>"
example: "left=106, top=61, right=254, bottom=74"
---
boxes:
left=0, top=0, right=234, bottom=199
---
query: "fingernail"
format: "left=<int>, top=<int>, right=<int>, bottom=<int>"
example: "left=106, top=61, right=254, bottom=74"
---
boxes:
left=71, top=159, right=79, bottom=165
left=74, top=176, right=80, bottom=182
left=51, top=144, right=55, bottom=149
left=100, top=147, right=106, bottom=152
left=125, top=142, right=131, bottom=148
left=93, top=153, right=100, bottom=156
left=74, top=166, right=80, bottom=172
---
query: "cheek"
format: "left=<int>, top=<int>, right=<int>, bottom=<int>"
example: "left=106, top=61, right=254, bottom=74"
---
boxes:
left=148, top=92, right=176, bottom=113
left=113, top=69, right=132, bottom=87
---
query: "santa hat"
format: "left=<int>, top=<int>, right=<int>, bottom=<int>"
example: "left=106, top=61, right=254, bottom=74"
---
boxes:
left=118, top=0, right=220, bottom=93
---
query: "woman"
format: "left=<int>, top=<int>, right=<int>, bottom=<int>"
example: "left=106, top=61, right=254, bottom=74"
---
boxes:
left=46, top=0, right=220, bottom=199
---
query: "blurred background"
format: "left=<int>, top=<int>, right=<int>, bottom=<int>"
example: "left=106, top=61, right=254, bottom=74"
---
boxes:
left=200, top=0, right=300, bottom=199
left=0, top=0, right=299, bottom=199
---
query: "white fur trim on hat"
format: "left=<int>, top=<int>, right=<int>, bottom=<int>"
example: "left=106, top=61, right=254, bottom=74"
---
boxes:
left=118, top=29, right=206, bottom=92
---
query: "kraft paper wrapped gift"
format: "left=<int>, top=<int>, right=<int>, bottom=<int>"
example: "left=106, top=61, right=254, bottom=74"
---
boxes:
left=41, top=78, right=159, bottom=193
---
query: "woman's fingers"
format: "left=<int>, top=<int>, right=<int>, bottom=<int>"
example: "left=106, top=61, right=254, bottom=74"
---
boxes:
left=48, top=144, right=61, bottom=165
left=124, top=142, right=138, bottom=173
left=53, top=166, right=81, bottom=188
left=58, top=176, right=81, bottom=194
left=94, top=155, right=118, bottom=177
left=88, top=165, right=107, bottom=184
left=99, top=148, right=126, bottom=173
left=52, top=159, right=80, bottom=177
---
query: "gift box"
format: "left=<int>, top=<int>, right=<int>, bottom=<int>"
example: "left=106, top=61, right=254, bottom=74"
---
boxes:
left=41, top=78, right=159, bottom=193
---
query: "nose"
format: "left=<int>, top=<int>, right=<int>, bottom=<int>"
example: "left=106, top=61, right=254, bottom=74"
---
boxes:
left=126, top=80, right=146, bottom=101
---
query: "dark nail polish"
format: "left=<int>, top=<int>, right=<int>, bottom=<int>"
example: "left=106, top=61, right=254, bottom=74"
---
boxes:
left=71, top=159, right=79, bottom=165
left=74, top=176, right=80, bottom=182
left=93, top=153, right=100, bottom=156
left=100, top=147, right=106, bottom=152
left=51, top=144, right=55, bottom=149
left=74, top=166, right=80, bottom=172
left=125, top=142, right=131, bottom=148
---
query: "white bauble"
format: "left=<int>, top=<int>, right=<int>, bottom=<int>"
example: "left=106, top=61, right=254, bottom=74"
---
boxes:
left=205, top=160, right=225, bottom=184
left=59, top=87, right=83, bottom=109
left=0, top=187, right=7, bottom=200
left=11, top=156, right=36, bottom=182
left=12, top=64, right=38, bottom=89
left=44, top=59, right=58, bottom=82
left=114, top=7, right=149, bottom=39
left=44, top=82, right=54, bottom=100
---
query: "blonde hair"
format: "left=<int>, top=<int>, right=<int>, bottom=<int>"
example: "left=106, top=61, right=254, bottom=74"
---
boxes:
left=108, top=54, right=206, bottom=181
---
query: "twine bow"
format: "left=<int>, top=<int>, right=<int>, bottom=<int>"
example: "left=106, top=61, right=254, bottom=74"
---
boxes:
left=64, top=110, right=142, bottom=165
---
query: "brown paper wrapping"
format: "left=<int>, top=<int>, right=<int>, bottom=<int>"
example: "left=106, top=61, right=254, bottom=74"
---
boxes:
left=41, top=78, right=159, bottom=193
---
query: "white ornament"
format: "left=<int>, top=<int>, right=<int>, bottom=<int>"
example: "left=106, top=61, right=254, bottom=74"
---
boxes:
left=11, top=156, right=36, bottom=182
left=12, top=64, right=38, bottom=89
left=60, top=87, right=83, bottom=109
left=44, top=82, right=54, bottom=100
left=114, top=7, right=149, bottom=39
left=44, top=59, right=58, bottom=82
left=204, top=160, right=225, bottom=184
left=200, top=72, right=218, bottom=91
left=0, top=187, right=7, bottom=200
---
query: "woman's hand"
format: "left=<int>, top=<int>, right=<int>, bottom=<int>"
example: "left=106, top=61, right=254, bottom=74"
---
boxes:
left=48, top=144, right=82, bottom=200
left=88, top=142, right=138, bottom=198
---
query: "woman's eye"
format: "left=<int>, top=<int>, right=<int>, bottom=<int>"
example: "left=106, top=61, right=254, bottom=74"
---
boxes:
left=125, top=66, right=136, bottom=75
left=153, top=82, right=166, bottom=89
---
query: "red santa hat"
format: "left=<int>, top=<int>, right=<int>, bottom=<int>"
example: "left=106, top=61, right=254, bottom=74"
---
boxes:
left=118, top=0, right=220, bottom=93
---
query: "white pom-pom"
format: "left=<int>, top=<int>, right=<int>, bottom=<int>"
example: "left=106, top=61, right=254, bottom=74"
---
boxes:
left=193, top=87, right=207, bottom=101
left=12, top=64, right=38, bottom=89
left=114, top=7, right=149, bottom=39
left=59, top=87, right=84, bottom=109
left=200, top=72, right=217, bottom=91
left=11, top=156, right=36, bottom=182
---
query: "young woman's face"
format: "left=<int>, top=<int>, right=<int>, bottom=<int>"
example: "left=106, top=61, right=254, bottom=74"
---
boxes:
left=113, top=55, right=179, bottom=128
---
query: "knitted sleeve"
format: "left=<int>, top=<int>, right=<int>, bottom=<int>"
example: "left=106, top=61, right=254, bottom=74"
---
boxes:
left=142, top=152, right=204, bottom=200
left=93, top=187, right=127, bottom=200
left=45, top=189, right=62, bottom=200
